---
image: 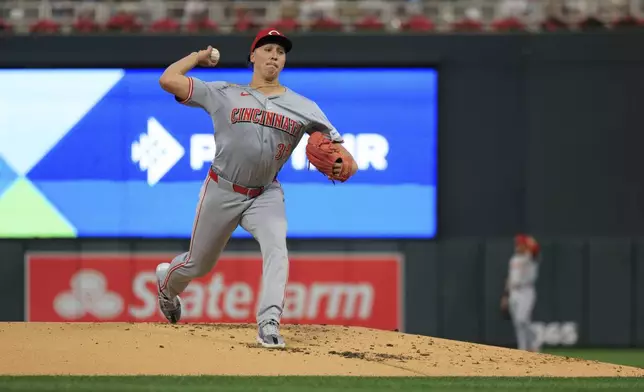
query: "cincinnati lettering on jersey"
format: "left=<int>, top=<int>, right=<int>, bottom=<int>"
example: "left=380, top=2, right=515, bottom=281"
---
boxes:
left=231, top=108, right=303, bottom=136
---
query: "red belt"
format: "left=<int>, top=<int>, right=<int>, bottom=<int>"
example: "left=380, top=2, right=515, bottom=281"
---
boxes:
left=208, top=168, right=264, bottom=198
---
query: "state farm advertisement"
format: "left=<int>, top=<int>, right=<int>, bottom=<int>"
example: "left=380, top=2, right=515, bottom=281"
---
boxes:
left=25, top=252, right=403, bottom=331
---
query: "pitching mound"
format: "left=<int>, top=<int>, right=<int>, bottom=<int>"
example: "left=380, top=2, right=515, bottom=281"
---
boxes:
left=0, top=322, right=642, bottom=377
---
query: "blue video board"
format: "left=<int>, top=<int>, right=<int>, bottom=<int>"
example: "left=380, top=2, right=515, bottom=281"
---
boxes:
left=0, top=68, right=437, bottom=238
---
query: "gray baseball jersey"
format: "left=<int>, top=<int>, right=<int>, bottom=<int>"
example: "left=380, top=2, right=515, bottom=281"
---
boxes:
left=157, top=75, right=345, bottom=332
left=180, top=76, right=343, bottom=187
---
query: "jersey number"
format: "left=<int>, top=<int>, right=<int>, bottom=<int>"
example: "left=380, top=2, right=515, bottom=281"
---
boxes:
left=275, top=143, right=292, bottom=160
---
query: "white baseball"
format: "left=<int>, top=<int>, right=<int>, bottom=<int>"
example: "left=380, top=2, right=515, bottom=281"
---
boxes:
left=210, top=48, right=220, bottom=64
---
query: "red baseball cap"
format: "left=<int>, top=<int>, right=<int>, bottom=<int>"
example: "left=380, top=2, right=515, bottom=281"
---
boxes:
left=247, top=28, right=293, bottom=63
left=515, top=234, right=540, bottom=255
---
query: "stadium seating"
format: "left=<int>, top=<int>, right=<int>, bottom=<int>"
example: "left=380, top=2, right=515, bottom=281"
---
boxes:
left=0, top=0, right=642, bottom=35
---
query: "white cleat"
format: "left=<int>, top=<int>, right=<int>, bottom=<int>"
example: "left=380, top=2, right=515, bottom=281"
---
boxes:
left=256, top=319, right=286, bottom=348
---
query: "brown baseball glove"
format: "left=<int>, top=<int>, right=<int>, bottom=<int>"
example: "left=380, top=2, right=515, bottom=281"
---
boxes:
left=305, top=131, right=354, bottom=182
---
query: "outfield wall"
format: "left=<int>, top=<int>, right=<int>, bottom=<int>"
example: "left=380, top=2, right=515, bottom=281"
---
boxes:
left=1, top=237, right=642, bottom=348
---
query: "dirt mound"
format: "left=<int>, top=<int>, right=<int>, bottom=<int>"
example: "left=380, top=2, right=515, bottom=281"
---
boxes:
left=0, top=322, right=642, bottom=377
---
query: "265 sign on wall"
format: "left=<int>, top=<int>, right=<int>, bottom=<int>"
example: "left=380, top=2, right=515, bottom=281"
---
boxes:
left=25, top=252, right=404, bottom=331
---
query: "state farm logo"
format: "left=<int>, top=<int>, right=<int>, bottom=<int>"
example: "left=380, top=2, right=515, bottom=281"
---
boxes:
left=53, top=269, right=124, bottom=320
left=26, top=253, right=402, bottom=330
left=128, top=273, right=374, bottom=322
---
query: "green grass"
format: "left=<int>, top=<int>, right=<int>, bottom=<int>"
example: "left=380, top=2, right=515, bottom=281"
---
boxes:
left=544, top=349, right=644, bottom=369
left=0, top=376, right=643, bottom=392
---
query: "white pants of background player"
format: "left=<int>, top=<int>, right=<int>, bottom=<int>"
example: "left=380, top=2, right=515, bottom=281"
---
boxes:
left=509, top=286, right=538, bottom=351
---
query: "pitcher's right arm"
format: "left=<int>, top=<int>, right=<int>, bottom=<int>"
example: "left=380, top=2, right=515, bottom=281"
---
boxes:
left=159, top=46, right=224, bottom=113
left=160, top=46, right=216, bottom=98
left=159, top=52, right=198, bottom=100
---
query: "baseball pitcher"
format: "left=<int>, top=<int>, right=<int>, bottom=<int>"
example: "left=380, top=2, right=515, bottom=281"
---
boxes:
left=500, top=234, right=541, bottom=352
left=155, top=28, right=358, bottom=348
